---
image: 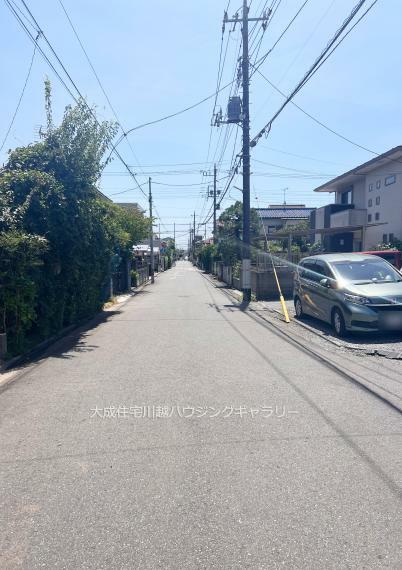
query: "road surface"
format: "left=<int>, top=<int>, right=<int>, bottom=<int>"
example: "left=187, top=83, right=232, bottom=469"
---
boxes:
left=0, top=261, right=401, bottom=569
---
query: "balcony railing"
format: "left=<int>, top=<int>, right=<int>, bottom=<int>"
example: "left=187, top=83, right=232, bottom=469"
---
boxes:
left=330, top=208, right=367, bottom=228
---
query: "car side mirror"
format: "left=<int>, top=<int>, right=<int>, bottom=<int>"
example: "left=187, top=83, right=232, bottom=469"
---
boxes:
left=320, top=278, right=331, bottom=288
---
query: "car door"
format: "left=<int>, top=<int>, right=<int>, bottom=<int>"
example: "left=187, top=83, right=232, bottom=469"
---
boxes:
left=299, top=260, right=321, bottom=317
left=313, top=260, right=334, bottom=322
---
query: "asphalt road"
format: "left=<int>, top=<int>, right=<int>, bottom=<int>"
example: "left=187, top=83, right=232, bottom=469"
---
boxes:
left=0, top=261, right=401, bottom=569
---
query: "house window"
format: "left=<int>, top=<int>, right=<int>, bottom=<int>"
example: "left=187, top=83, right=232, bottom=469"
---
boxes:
left=368, top=214, right=372, bottom=223
left=382, top=234, right=388, bottom=243
left=376, top=180, right=381, bottom=189
left=368, top=183, right=373, bottom=192
left=385, top=175, right=396, bottom=186
left=340, top=185, right=353, bottom=205
left=375, top=196, right=380, bottom=205
left=375, top=212, right=380, bottom=221
left=368, top=199, right=372, bottom=207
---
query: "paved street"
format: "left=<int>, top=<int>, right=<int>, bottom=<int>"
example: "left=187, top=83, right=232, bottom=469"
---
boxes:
left=0, top=261, right=401, bottom=569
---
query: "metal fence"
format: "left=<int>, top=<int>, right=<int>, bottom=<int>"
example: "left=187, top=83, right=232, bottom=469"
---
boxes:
left=254, top=251, right=308, bottom=271
left=136, top=266, right=149, bottom=287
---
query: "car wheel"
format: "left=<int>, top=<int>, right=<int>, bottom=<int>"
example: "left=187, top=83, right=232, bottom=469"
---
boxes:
left=332, top=308, right=346, bottom=337
left=294, top=297, right=304, bottom=319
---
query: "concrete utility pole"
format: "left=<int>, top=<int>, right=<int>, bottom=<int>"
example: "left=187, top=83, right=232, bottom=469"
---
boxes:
left=213, top=163, right=217, bottom=244
left=173, top=222, right=176, bottom=264
left=224, top=2, right=269, bottom=303
left=188, top=223, right=191, bottom=257
left=158, top=223, right=161, bottom=271
left=241, top=0, right=251, bottom=302
left=148, top=177, right=154, bottom=283
left=193, top=211, right=196, bottom=260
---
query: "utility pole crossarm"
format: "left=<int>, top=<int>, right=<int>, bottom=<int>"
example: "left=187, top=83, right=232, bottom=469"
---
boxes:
left=225, top=16, right=269, bottom=22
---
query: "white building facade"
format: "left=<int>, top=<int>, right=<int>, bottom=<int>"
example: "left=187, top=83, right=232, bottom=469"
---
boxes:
left=312, top=146, right=402, bottom=251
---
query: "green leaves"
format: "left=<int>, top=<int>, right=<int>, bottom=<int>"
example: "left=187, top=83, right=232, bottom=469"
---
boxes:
left=0, top=83, right=144, bottom=356
left=216, top=201, right=262, bottom=264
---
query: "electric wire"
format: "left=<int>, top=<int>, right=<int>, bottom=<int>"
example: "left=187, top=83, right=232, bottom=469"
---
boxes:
left=0, top=40, right=37, bottom=153
left=250, top=0, right=373, bottom=147
left=5, top=0, right=148, bottom=209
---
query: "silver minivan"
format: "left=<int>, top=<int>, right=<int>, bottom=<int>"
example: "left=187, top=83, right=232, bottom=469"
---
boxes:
left=294, top=253, right=402, bottom=336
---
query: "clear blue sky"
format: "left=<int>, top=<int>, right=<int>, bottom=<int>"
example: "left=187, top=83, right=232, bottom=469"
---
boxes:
left=1, top=0, right=401, bottom=247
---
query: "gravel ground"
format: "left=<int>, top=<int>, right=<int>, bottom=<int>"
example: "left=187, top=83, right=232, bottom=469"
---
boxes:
left=258, top=298, right=402, bottom=358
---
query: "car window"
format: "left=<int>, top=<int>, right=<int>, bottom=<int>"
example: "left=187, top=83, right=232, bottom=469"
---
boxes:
left=316, top=261, right=335, bottom=279
left=314, top=261, right=327, bottom=277
left=332, top=259, right=402, bottom=284
left=301, top=261, right=321, bottom=282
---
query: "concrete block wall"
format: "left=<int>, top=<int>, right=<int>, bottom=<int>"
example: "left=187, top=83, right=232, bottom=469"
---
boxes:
left=251, top=267, right=295, bottom=300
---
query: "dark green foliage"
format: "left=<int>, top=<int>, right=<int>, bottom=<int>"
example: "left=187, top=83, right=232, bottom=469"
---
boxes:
left=0, top=231, right=47, bottom=353
left=198, top=243, right=217, bottom=272
left=0, top=88, right=148, bottom=356
left=216, top=201, right=261, bottom=265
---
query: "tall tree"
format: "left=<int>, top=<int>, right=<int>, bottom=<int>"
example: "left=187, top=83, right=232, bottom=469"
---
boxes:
left=0, top=83, right=148, bottom=354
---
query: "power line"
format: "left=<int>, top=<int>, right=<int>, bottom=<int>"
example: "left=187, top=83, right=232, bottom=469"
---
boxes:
left=251, top=0, right=311, bottom=74
left=300, top=0, right=379, bottom=84
left=111, top=79, right=236, bottom=153
left=250, top=0, right=374, bottom=147
left=5, top=0, right=148, bottom=208
left=153, top=177, right=229, bottom=188
left=258, top=144, right=347, bottom=166
left=253, top=66, right=379, bottom=156
left=0, top=40, right=37, bottom=153
left=56, top=0, right=149, bottom=197
left=57, top=0, right=121, bottom=126
left=252, top=157, right=335, bottom=176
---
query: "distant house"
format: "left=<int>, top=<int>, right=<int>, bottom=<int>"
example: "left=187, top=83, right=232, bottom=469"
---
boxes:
left=114, top=202, right=145, bottom=215
left=312, top=145, right=402, bottom=251
left=255, top=204, right=316, bottom=236
left=96, top=189, right=112, bottom=202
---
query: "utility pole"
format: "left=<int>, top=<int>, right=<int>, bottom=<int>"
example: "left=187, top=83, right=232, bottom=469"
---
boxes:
left=158, top=223, right=161, bottom=271
left=241, top=0, right=251, bottom=302
left=213, top=163, right=217, bottom=244
left=188, top=224, right=192, bottom=258
left=148, top=177, right=154, bottom=283
left=223, top=3, right=269, bottom=303
left=193, top=211, right=196, bottom=261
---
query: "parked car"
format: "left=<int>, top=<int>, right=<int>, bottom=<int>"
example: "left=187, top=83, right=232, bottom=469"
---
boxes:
left=293, top=253, right=402, bottom=336
left=361, top=250, right=401, bottom=270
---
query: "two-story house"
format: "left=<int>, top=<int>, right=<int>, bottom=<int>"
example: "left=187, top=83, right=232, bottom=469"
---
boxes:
left=312, top=145, right=402, bottom=251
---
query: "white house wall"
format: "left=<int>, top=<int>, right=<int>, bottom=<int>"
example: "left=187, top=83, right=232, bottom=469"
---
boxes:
left=364, top=163, right=402, bottom=248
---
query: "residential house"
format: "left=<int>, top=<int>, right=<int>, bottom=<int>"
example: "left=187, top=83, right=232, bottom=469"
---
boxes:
left=255, top=204, right=316, bottom=236
left=312, top=145, right=402, bottom=252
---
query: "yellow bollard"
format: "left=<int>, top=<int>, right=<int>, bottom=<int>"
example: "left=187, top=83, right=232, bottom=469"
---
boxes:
left=279, top=294, right=290, bottom=323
